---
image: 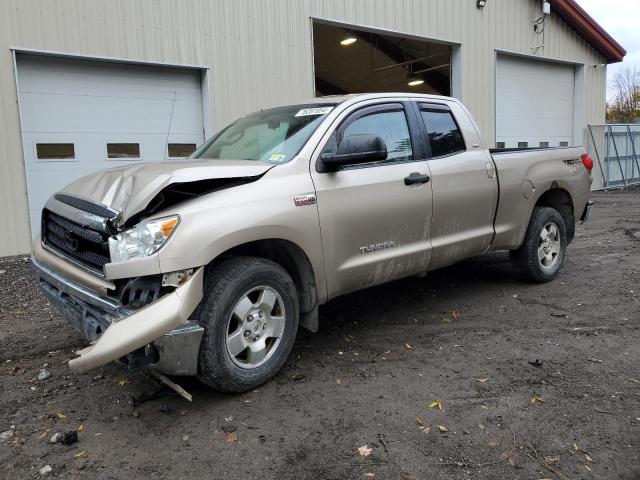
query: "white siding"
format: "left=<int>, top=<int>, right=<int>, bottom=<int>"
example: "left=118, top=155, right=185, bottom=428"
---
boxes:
left=0, top=0, right=608, bottom=255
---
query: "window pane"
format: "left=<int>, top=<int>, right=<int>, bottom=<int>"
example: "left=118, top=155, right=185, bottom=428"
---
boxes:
left=36, top=143, right=75, bottom=160
left=420, top=110, right=465, bottom=157
left=107, top=143, right=140, bottom=159
left=539, top=141, right=549, bottom=148
left=168, top=143, right=197, bottom=158
left=342, top=110, right=413, bottom=163
left=496, top=142, right=505, bottom=149
left=518, top=142, right=528, bottom=148
left=559, top=141, right=569, bottom=147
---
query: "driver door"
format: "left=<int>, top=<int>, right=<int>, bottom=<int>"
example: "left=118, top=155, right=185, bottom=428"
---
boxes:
left=311, top=101, right=433, bottom=299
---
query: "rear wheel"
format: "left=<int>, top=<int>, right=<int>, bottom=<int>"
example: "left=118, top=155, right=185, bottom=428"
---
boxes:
left=510, top=207, right=567, bottom=283
left=195, top=257, right=299, bottom=392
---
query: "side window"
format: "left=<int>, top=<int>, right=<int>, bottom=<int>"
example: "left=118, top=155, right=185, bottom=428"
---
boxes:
left=420, top=108, right=466, bottom=158
left=323, top=107, right=414, bottom=166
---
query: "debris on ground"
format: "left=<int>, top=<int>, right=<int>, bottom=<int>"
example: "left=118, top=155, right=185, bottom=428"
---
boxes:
left=39, top=465, right=52, bottom=475
left=36, top=369, right=51, bottom=381
left=437, top=425, right=449, bottom=433
left=221, top=424, right=237, bottom=433
left=357, top=445, right=372, bottom=456
left=147, top=370, right=193, bottom=402
left=223, top=432, right=238, bottom=442
left=289, top=373, right=305, bottom=382
left=624, top=227, right=640, bottom=240
left=0, top=429, right=14, bottom=441
left=587, top=357, right=604, bottom=363
left=429, top=400, right=443, bottom=410
left=50, top=431, right=78, bottom=445
left=528, top=359, right=543, bottom=367
left=377, top=433, right=388, bottom=452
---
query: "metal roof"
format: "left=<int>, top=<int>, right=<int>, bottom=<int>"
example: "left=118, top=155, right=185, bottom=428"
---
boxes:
left=550, top=0, right=626, bottom=63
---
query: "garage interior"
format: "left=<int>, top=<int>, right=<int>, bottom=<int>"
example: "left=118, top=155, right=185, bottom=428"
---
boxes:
left=312, top=21, right=451, bottom=96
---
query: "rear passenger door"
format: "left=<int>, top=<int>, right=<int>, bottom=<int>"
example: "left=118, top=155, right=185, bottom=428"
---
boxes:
left=415, top=102, right=497, bottom=269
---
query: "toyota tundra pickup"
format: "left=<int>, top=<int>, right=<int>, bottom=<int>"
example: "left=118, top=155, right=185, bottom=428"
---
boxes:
left=32, top=93, right=593, bottom=392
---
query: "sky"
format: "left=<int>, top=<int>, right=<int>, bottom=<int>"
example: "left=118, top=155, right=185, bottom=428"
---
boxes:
left=576, top=0, right=640, bottom=100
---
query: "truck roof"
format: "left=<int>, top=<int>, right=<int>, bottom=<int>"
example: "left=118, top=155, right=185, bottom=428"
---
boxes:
left=303, top=92, right=457, bottom=105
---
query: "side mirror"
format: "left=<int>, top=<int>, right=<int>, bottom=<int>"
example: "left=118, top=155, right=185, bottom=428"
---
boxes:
left=321, top=134, right=387, bottom=171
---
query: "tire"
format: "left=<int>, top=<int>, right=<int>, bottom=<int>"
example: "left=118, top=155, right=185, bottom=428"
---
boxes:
left=510, top=206, right=567, bottom=283
left=195, top=257, right=299, bottom=392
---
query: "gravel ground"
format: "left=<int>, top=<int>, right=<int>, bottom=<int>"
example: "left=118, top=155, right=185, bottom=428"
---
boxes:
left=1, top=188, right=639, bottom=480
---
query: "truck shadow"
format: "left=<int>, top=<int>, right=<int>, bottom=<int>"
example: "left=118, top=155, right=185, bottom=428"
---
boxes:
left=315, top=251, right=517, bottom=334
left=162, top=252, right=521, bottom=402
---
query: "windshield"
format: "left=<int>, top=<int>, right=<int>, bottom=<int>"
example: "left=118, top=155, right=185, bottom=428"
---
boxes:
left=192, top=104, right=336, bottom=164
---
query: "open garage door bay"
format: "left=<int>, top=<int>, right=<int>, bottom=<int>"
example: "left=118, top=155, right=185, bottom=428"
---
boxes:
left=16, top=54, right=206, bottom=235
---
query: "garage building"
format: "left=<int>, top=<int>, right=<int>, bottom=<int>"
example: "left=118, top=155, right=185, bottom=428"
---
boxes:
left=0, top=0, right=625, bottom=256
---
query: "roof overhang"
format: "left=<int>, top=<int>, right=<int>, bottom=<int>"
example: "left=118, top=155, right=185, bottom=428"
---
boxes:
left=549, top=0, right=626, bottom=64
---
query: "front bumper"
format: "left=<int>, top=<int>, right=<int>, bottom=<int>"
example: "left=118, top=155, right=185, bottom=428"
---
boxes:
left=33, top=258, right=204, bottom=375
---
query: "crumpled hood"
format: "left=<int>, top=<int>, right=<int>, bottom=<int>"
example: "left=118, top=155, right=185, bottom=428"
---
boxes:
left=60, top=159, right=275, bottom=225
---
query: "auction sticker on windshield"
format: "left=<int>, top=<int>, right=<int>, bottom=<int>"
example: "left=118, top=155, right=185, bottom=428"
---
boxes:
left=295, top=107, right=334, bottom=117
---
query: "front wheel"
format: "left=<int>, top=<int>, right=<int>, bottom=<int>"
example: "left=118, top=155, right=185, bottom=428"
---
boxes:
left=195, top=257, right=299, bottom=392
left=510, top=206, right=567, bottom=283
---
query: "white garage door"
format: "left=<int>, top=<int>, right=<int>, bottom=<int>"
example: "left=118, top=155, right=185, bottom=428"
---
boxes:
left=16, top=54, right=206, bottom=235
left=496, top=55, right=575, bottom=149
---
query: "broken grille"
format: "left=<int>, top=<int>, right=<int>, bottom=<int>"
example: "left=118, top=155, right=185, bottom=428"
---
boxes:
left=42, top=209, right=111, bottom=274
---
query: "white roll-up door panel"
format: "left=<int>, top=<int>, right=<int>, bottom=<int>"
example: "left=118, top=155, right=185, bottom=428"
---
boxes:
left=16, top=54, right=205, bottom=235
left=496, top=55, right=575, bottom=149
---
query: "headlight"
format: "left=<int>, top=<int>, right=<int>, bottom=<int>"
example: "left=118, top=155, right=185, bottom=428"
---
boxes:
left=108, top=216, right=179, bottom=263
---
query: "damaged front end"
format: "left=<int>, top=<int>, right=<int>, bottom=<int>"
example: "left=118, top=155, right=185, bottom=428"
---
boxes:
left=32, top=159, right=276, bottom=374
left=34, top=257, right=204, bottom=375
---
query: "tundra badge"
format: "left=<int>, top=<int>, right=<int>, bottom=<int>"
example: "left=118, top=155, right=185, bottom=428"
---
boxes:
left=360, top=241, right=395, bottom=254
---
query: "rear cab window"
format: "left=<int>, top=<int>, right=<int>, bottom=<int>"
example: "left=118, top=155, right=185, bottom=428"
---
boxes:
left=418, top=103, right=466, bottom=158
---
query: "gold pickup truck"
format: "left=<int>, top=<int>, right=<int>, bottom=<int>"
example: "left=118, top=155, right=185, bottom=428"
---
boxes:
left=32, top=93, right=593, bottom=392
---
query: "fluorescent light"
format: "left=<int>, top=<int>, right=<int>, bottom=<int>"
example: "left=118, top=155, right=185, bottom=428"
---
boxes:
left=340, top=37, right=357, bottom=46
left=407, top=78, right=424, bottom=87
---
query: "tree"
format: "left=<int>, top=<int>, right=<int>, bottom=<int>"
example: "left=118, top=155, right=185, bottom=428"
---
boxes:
left=606, top=64, right=640, bottom=123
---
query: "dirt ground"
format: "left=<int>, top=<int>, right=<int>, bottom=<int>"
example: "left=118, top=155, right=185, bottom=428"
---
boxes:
left=1, top=188, right=639, bottom=480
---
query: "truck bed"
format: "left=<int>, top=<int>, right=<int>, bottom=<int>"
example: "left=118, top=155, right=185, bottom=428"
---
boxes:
left=489, top=146, right=590, bottom=251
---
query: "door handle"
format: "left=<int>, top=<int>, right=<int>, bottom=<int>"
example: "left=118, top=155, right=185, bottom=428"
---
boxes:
left=404, top=172, right=430, bottom=185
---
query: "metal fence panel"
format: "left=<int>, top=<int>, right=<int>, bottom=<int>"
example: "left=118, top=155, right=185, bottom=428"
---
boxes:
left=587, top=124, right=640, bottom=188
